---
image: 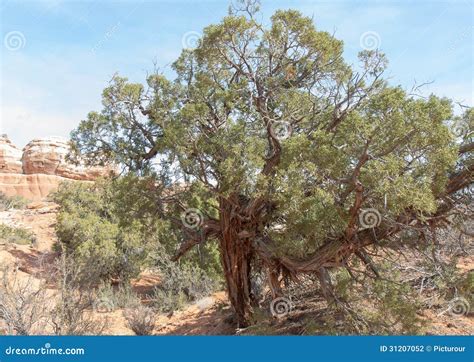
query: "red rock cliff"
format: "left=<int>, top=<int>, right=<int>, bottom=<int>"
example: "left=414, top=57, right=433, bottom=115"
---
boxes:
left=0, top=135, right=112, bottom=200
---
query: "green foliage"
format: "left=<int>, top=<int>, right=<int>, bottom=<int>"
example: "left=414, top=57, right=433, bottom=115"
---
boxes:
left=150, top=246, right=221, bottom=313
left=67, top=3, right=469, bottom=330
left=52, top=177, right=222, bottom=291
left=69, top=7, right=461, bottom=260
left=52, top=178, right=164, bottom=283
left=459, top=271, right=474, bottom=307
left=0, top=224, right=36, bottom=245
left=0, top=192, right=28, bottom=211
left=333, top=267, right=425, bottom=335
left=369, top=279, right=425, bottom=334
left=95, top=283, right=141, bottom=310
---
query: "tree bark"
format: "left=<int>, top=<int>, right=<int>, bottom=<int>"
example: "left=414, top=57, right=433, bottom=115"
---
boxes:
left=219, top=195, right=254, bottom=327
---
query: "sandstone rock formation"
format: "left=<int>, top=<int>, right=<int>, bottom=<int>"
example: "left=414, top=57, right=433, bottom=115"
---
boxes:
left=0, top=135, right=22, bottom=173
left=0, top=173, right=75, bottom=201
left=22, top=137, right=109, bottom=181
left=0, top=135, right=112, bottom=201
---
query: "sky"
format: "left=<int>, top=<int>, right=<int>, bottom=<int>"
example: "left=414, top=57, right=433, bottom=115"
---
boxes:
left=0, top=0, right=472, bottom=148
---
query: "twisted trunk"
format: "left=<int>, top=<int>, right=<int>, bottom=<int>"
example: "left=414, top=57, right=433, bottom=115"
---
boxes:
left=219, top=195, right=254, bottom=327
left=172, top=157, right=472, bottom=325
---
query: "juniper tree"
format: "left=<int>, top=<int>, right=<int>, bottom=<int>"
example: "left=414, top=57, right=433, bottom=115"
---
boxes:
left=70, top=2, right=473, bottom=326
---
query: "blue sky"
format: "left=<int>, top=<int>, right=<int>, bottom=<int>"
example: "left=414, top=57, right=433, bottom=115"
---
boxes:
left=1, top=0, right=472, bottom=148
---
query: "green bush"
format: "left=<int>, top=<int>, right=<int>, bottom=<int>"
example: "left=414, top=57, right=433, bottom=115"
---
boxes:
left=52, top=179, right=157, bottom=283
left=0, top=192, right=28, bottom=211
left=150, top=249, right=220, bottom=313
left=0, top=224, right=36, bottom=245
left=329, top=268, right=425, bottom=335
left=95, top=283, right=141, bottom=310
left=52, top=177, right=222, bottom=294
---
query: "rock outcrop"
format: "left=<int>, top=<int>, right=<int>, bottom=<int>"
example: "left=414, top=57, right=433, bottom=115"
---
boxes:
left=0, top=135, right=112, bottom=201
left=22, top=138, right=109, bottom=181
left=0, top=135, right=22, bottom=173
left=0, top=173, right=73, bottom=201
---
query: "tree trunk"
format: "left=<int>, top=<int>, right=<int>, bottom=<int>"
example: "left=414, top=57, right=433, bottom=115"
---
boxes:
left=219, top=196, right=253, bottom=327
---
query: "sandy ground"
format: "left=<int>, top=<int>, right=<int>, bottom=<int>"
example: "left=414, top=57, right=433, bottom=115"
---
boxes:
left=0, top=203, right=472, bottom=335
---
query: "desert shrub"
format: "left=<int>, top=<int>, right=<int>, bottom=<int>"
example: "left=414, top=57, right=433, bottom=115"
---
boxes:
left=247, top=266, right=426, bottom=336
left=51, top=284, right=106, bottom=335
left=0, top=192, right=28, bottom=211
left=0, top=267, right=49, bottom=335
left=325, top=267, right=425, bottom=335
left=151, top=266, right=219, bottom=313
left=0, top=257, right=108, bottom=336
left=95, top=283, right=141, bottom=311
left=0, top=224, right=36, bottom=245
left=458, top=271, right=474, bottom=300
left=124, top=305, right=155, bottom=335
left=52, top=176, right=222, bottom=296
left=50, top=255, right=108, bottom=335
left=52, top=179, right=160, bottom=284
left=368, top=279, right=425, bottom=334
left=152, top=288, right=187, bottom=313
left=150, top=248, right=220, bottom=313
